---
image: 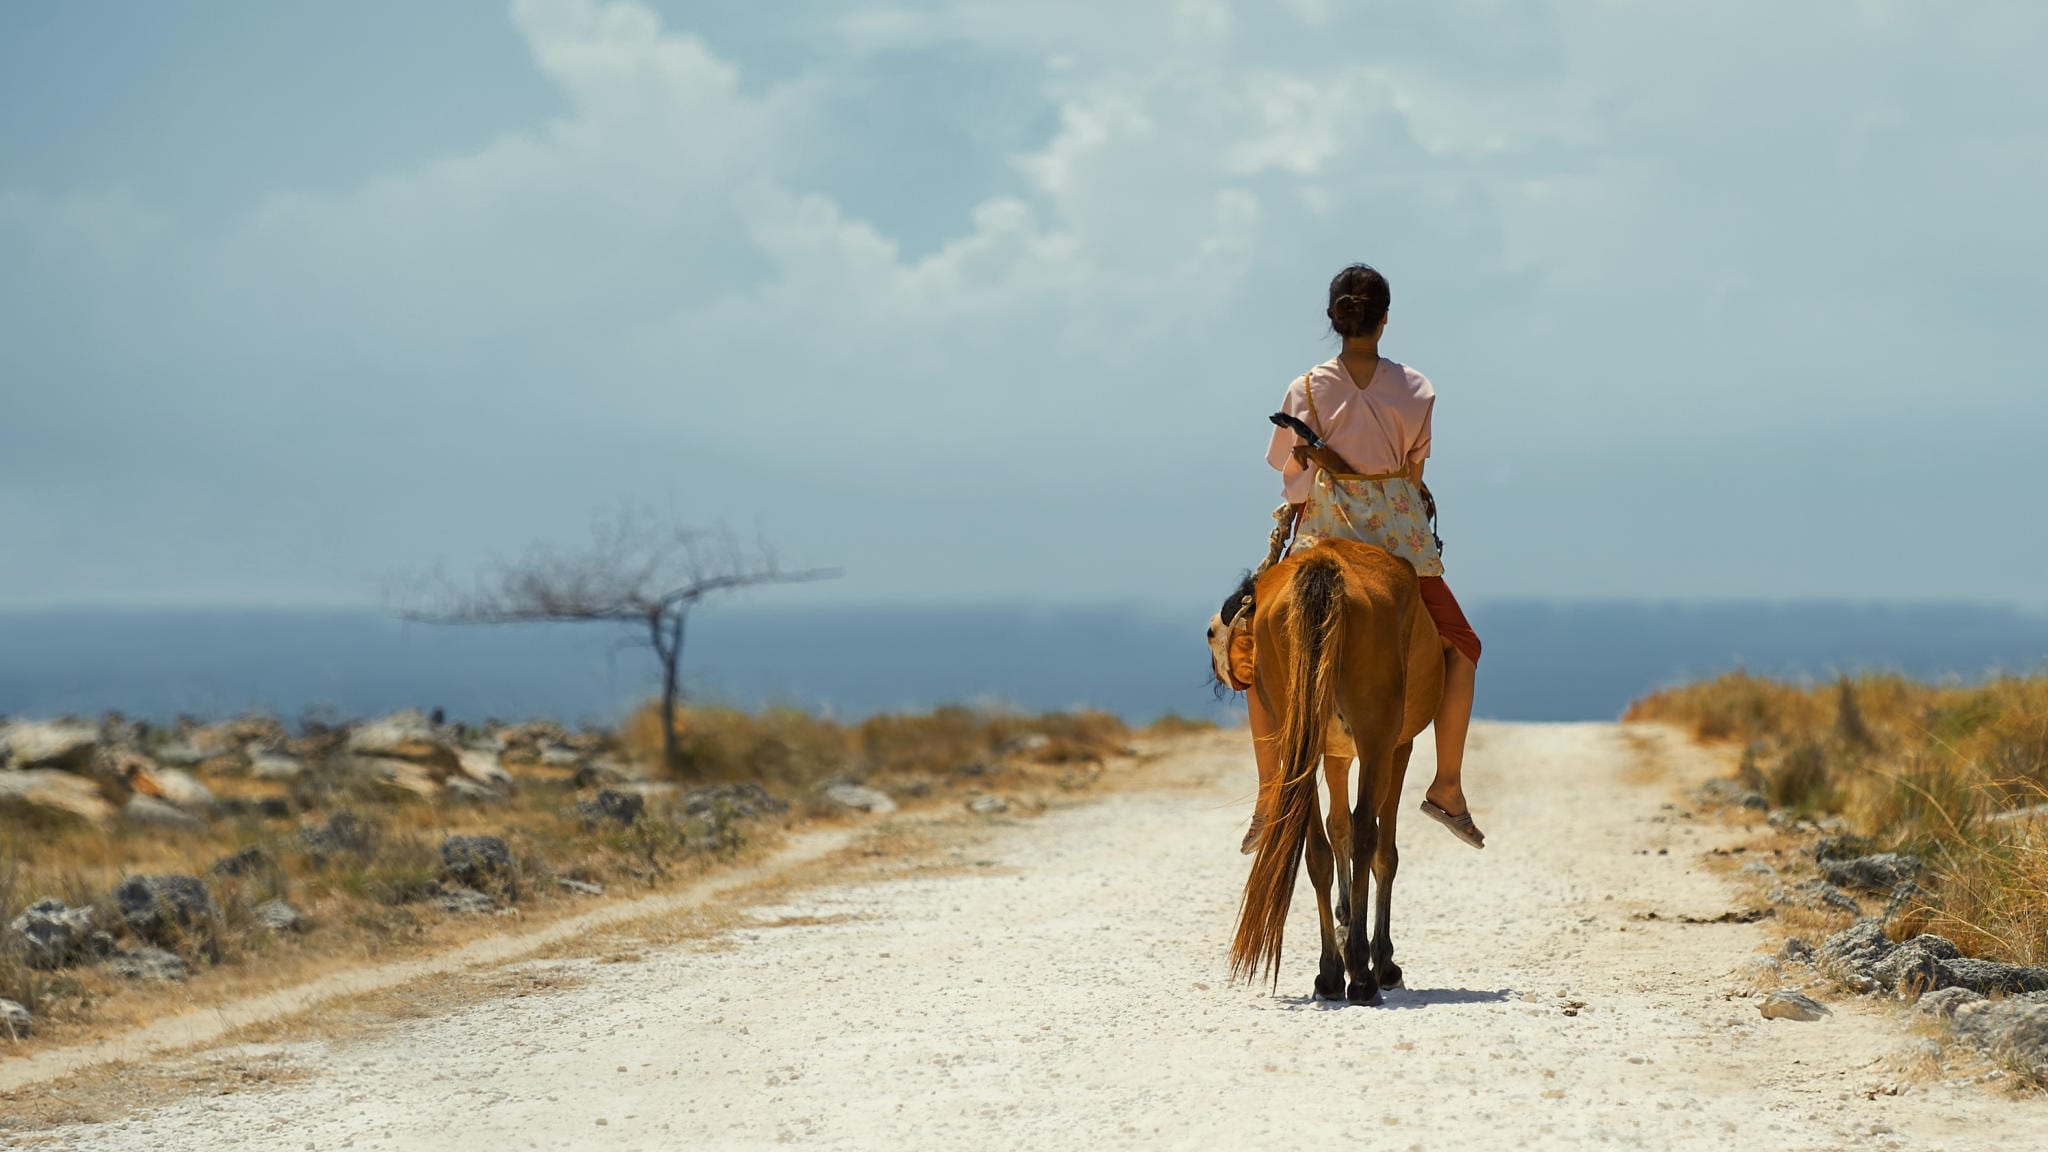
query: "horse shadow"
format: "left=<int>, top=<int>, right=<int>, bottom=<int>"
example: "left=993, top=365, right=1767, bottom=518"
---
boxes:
left=1275, top=986, right=1514, bottom=1011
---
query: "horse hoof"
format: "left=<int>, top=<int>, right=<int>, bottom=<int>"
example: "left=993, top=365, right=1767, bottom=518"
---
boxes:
left=1347, top=979, right=1381, bottom=1006
left=1376, top=963, right=1403, bottom=989
left=1314, top=971, right=1345, bottom=1001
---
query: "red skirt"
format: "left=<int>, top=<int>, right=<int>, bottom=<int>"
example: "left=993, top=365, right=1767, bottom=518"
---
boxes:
left=1418, top=576, right=1481, bottom=664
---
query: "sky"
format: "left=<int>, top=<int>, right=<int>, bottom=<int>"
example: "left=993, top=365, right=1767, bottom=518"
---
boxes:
left=2, top=0, right=2044, bottom=613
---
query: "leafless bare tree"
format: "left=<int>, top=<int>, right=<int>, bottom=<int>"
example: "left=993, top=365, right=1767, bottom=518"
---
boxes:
left=402, top=511, right=837, bottom=770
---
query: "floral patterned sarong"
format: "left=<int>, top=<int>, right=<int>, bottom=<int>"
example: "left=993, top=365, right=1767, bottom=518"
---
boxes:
left=1290, top=469, right=1444, bottom=577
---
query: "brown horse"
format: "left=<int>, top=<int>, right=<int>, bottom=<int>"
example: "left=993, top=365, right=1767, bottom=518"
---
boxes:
left=1224, top=538, right=1444, bottom=1004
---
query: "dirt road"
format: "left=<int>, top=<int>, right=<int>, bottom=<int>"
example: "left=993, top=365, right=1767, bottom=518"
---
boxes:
left=27, top=724, right=2047, bottom=1150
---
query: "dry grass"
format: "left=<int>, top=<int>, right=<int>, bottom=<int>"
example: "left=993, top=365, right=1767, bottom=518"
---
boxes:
left=1, top=703, right=1129, bottom=1055
left=1627, top=671, right=2048, bottom=965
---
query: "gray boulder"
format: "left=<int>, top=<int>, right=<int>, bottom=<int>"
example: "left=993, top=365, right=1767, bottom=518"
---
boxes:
left=251, top=899, right=306, bottom=933
left=298, top=812, right=377, bottom=863
left=0, top=769, right=115, bottom=823
left=0, top=720, right=98, bottom=772
left=123, top=793, right=206, bottom=831
left=822, top=782, right=896, bottom=815
left=1821, top=853, right=1922, bottom=893
left=680, top=782, right=786, bottom=822
left=247, top=751, right=305, bottom=780
left=1871, top=934, right=1961, bottom=997
left=1771, top=880, right=1862, bottom=915
left=1950, top=999, right=2048, bottom=1079
left=1777, top=937, right=1813, bottom=964
left=1815, top=919, right=1893, bottom=989
left=440, top=835, right=514, bottom=888
left=1811, top=834, right=1878, bottom=862
left=1915, top=986, right=1985, bottom=1019
left=434, top=887, right=494, bottom=915
left=108, top=946, right=189, bottom=981
left=1935, top=957, right=2048, bottom=996
left=111, top=874, right=219, bottom=945
left=210, top=845, right=273, bottom=879
left=0, top=997, right=29, bottom=1039
left=6, top=898, right=111, bottom=969
left=574, top=789, right=644, bottom=828
left=1759, top=991, right=1832, bottom=1021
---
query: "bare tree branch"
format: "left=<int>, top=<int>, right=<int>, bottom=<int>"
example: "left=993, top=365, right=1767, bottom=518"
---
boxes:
left=394, top=509, right=839, bottom=770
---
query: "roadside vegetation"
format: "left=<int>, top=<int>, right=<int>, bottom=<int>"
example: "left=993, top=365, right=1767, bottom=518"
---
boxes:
left=1626, top=671, right=2048, bottom=967
left=1, top=701, right=1136, bottom=1052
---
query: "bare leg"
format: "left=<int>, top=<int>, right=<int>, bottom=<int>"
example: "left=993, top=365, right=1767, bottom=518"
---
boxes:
left=1241, top=686, right=1285, bottom=853
left=1322, top=756, right=1353, bottom=926
left=1424, top=648, right=1477, bottom=817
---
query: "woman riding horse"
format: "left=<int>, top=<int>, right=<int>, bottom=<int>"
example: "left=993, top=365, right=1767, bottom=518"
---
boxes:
left=1244, top=263, right=1486, bottom=851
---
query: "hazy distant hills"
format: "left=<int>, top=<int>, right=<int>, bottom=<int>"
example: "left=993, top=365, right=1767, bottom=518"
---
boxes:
left=2, top=602, right=2044, bottom=727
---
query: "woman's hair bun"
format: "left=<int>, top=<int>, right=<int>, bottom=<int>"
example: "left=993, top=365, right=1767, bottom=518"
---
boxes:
left=1327, top=265, right=1390, bottom=338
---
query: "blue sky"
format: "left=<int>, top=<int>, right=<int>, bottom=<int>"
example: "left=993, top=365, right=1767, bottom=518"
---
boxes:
left=2, top=0, right=2044, bottom=611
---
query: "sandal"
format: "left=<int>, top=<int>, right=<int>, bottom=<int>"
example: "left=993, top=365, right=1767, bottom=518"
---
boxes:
left=1420, top=799, right=1485, bottom=849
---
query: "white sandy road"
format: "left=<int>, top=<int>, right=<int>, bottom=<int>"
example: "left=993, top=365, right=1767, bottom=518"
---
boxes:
left=25, top=723, right=2048, bottom=1151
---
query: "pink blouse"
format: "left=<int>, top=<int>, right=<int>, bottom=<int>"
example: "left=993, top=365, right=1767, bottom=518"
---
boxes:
left=1265, top=357, right=1434, bottom=504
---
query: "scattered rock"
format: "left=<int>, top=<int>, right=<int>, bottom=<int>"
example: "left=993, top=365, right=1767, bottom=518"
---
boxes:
left=210, top=845, right=274, bottom=878
left=153, top=741, right=210, bottom=768
left=1778, top=937, right=1813, bottom=964
left=0, top=720, right=98, bottom=771
left=0, top=769, right=116, bottom=823
left=1815, top=919, right=1893, bottom=991
left=247, top=751, right=305, bottom=780
left=347, top=711, right=459, bottom=772
left=1950, top=999, right=2048, bottom=1079
left=6, top=898, right=110, bottom=969
left=1812, top=834, right=1879, bottom=863
left=680, top=783, right=786, bottom=822
left=967, top=795, right=1009, bottom=815
left=114, top=754, right=216, bottom=812
left=1759, top=991, right=1832, bottom=1021
left=0, top=998, right=29, bottom=1039
left=1002, top=733, right=1053, bottom=756
left=822, top=782, right=896, bottom=815
left=112, top=875, right=219, bottom=945
left=1916, top=986, right=1985, bottom=1019
left=123, top=793, right=206, bottom=831
left=558, top=879, right=605, bottom=897
left=575, top=789, right=644, bottom=828
left=354, top=756, right=440, bottom=799
left=954, top=761, right=995, bottom=778
left=454, top=748, right=514, bottom=790
left=1822, top=853, right=1922, bottom=893
left=299, top=812, right=376, bottom=862
left=538, top=744, right=582, bottom=769
left=108, top=946, right=189, bottom=981
left=1699, top=779, right=1769, bottom=810
left=440, top=835, right=514, bottom=888
left=434, top=887, right=494, bottom=915
left=1770, top=880, right=1861, bottom=915
left=1739, top=860, right=1776, bottom=876
left=251, top=899, right=306, bottom=933
left=444, top=778, right=507, bottom=805
left=1936, top=957, right=2048, bottom=997
left=572, top=760, right=628, bottom=788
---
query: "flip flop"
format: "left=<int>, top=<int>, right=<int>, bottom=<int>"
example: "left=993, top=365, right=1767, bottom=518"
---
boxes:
left=1420, top=800, right=1485, bottom=849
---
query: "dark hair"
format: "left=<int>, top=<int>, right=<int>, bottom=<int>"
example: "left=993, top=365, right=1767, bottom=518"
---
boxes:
left=1327, top=263, right=1390, bottom=338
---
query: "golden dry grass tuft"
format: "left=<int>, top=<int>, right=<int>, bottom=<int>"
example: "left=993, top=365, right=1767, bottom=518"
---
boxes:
left=1627, top=671, right=2048, bottom=965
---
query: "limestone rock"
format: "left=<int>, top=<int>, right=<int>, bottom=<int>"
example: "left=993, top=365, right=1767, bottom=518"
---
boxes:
left=440, top=835, right=514, bottom=888
left=444, top=778, right=506, bottom=805
left=558, top=879, right=605, bottom=896
left=434, top=887, right=494, bottom=915
left=0, top=769, right=114, bottom=823
left=346, top=711, right=459, bottom=772
left=1759, top=991, right=1832, bottom=1021
left=111, top=874, right=219, bottom=945
left=0, top=998, right=29, bottom=1038
left=822, top=782, right=896, bottom=815
left=123, top=793, right=206, bottom=831
left=0, top=720, right=98, bottom=772
left=1936, top=957, right=2048, bottom=996
left=967, top=795, right=1010, bottom=815
left=1821, top=853, right=1922, bottom=893
left=680, top=782, right=785, bottom=822
left=6, top=898, right=110, bottom=969
left=1950, top=999, right=2048, bottom=1079
left=455, top=748, right=514, bottom=790
left=248, top=751, right=305, bottom=780
left=1915, top=986, right=1985, bottom=1019
left=108, top=946, right=189, bottom=981
left=574, top=789, right=644, bottom=828
left=252, top=899, right=307, bottom=933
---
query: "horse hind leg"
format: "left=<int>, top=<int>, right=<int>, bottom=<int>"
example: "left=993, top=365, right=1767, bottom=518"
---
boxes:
left=1304, top=790, right=1346, bottom=1000
left=1370, top=740, right=1414, bottom=989
left=1322, top=754, right=1354, bottom=927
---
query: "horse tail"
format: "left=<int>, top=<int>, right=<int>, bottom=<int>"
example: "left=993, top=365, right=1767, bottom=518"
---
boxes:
left=1231, top=551, right=1346, bottom=986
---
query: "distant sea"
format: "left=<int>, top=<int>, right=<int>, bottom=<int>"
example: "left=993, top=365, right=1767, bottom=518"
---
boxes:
left=2, top=603, right=2045, bottom=728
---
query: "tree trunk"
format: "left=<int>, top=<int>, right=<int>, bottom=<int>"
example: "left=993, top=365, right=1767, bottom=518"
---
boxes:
left=659, top=607, right=689, bottom=772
